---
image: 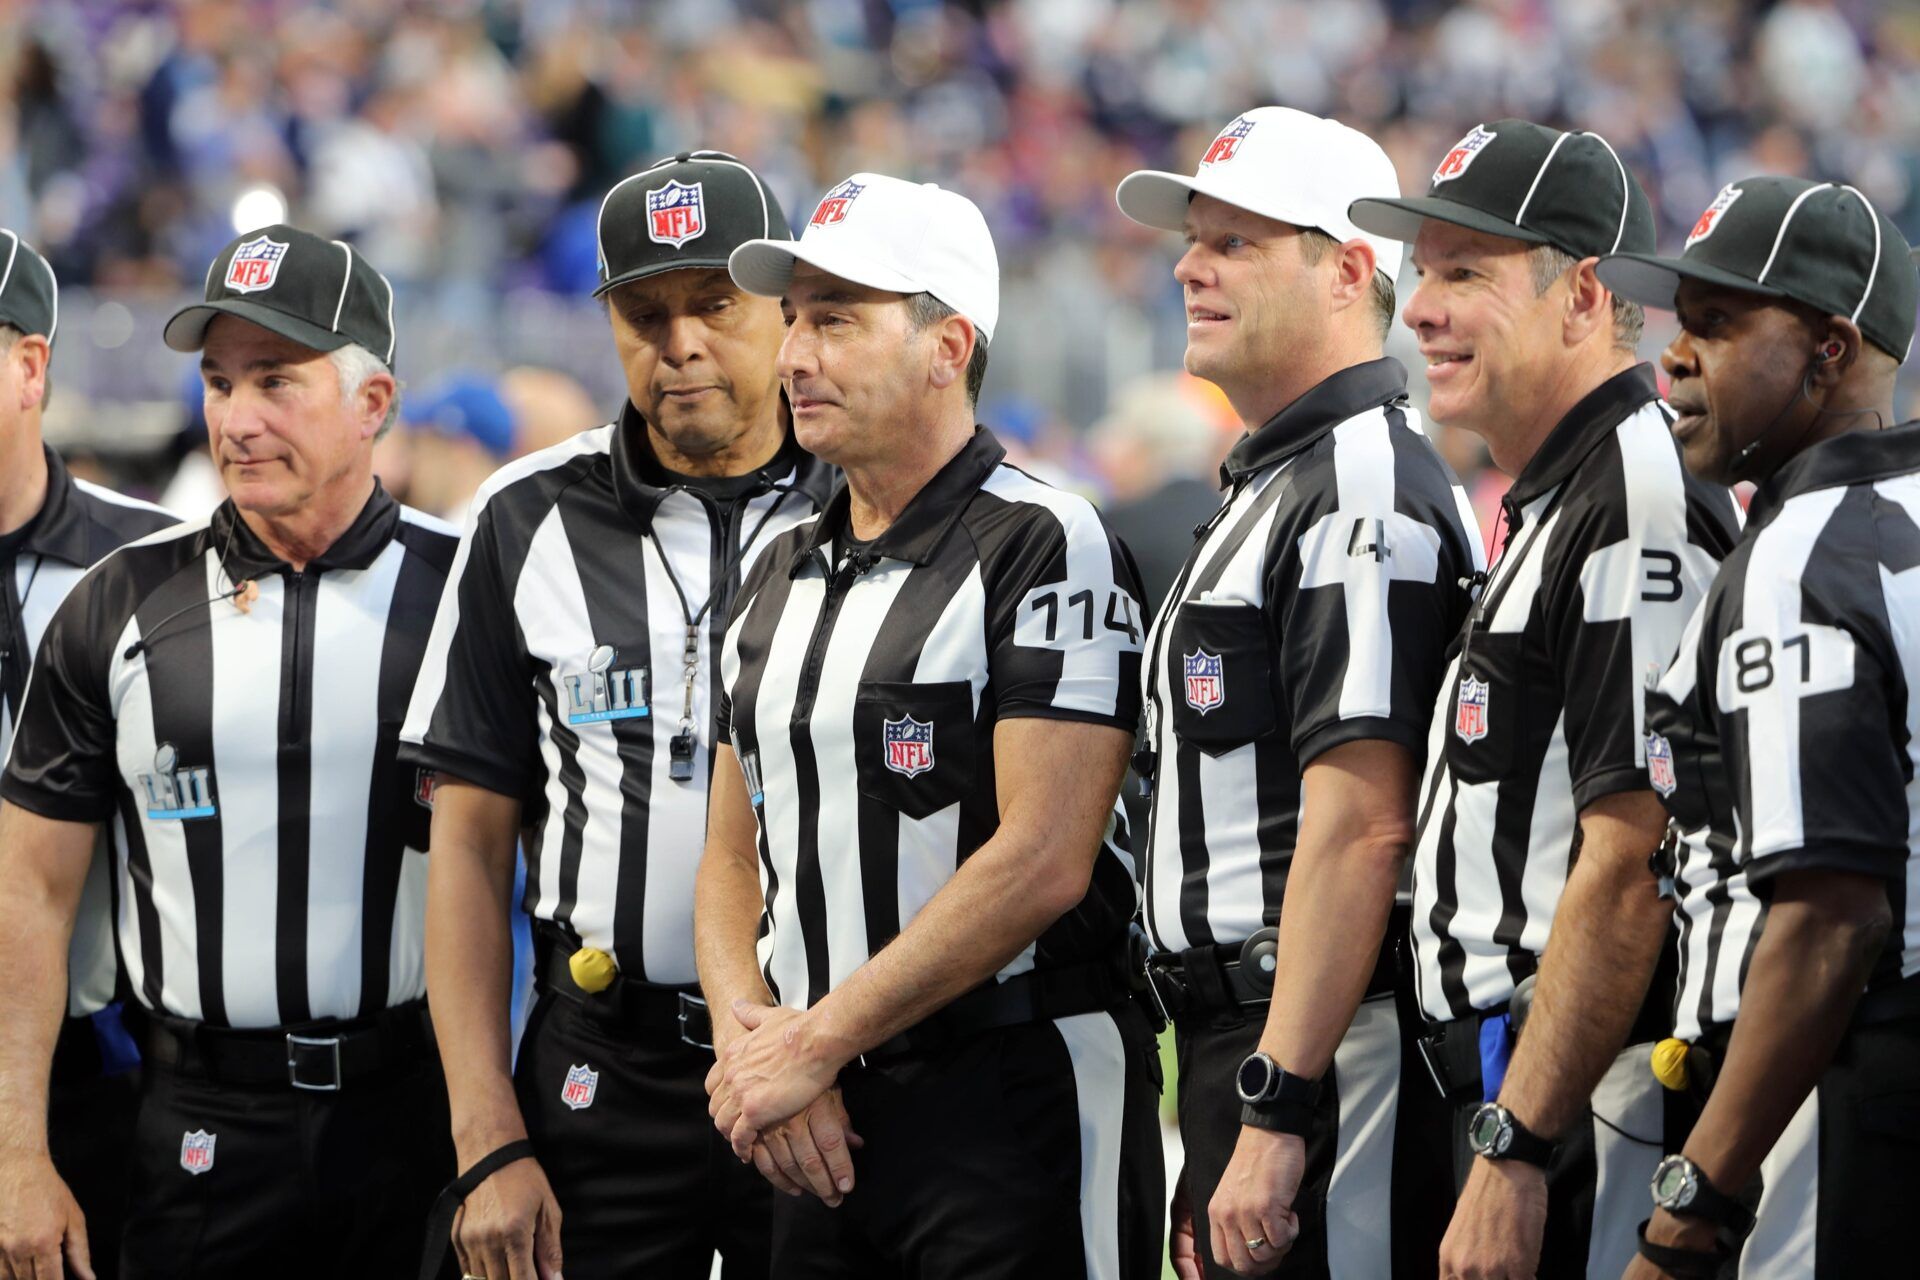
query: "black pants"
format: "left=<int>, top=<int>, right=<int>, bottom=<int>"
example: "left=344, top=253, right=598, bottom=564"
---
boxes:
left=119, top=1056, right=453, bottom=1279
left=771, top=1007, right=1164, bottom=1279
left=514, top=989, right=771, bottom=1279
left=1175, top=994, right=1446, bottom=1280
left=48, top=1017, right=138, bottom=1280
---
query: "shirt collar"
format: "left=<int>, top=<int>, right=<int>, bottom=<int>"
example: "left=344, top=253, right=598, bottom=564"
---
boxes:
left=12, top=447, right=99, bottom=567
left=211, top=481, right=401, bottom=578
left=1748, top=421, right=1920, bottom=528
left=1505, top=364, right=1661, bottom=509
left=794, top=427, right=1007, bottom=573
left=1221, top=358, right=1410, bottom=484
left=610, top=400, right=830, bottom=530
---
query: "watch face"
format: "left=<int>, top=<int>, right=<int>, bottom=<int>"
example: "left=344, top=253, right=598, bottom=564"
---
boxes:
left=1236, top=1054, right=1275, bottom=1104
left=1652, top=1156, right=1697, bottom=1210
left=1468, top=1105, right=1510, bottom=1157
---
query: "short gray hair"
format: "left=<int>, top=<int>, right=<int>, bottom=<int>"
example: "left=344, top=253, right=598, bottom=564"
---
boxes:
left=0, top=322, right=51, bottom=410
left=903, top=293, right=989, bottom=405
left=1528, top=244, right=1643, bottom=352
left=1297, top=228, right=1396, bottom=341
left=328, top=342, right=401, bottom=439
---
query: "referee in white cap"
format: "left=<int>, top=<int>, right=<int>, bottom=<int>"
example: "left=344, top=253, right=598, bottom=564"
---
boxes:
left=1118, top=108, right=1481, bottom=1278
left=700, top=171, right=1165, bottom=1277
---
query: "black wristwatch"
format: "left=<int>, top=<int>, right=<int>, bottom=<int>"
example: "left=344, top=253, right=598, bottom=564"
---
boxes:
left=1466, top=1102, right=1555, bottom=1168
left=1235, top=1052, right=1320, bottom=1135
left=1650, top=1154, right=1754, bottom=1237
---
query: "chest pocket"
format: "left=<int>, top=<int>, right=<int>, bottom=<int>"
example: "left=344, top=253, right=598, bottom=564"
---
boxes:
left=853, top=681, right=978, bottom=821
left=1164, top=600, right=1281, bottom=757
left=1443, top=630, right=1531, bottom=785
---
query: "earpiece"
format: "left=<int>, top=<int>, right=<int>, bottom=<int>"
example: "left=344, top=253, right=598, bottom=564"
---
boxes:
left=1818, top=341, right=1843, bottom=363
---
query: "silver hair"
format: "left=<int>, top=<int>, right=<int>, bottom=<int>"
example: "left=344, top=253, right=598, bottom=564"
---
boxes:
left=328, top=342, right=401, bottom=439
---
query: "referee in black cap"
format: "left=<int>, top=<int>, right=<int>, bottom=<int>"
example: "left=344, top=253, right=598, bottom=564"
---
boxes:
left=1348, top=121, right=1742, bottom=1279
left=1604, top=177, right=1920, bottom=1280
left=402, top=151, right=831, bottom=1280
left=0, top=230, right=175, bottom=1280
left=0, top=224, right=457, bottom=1280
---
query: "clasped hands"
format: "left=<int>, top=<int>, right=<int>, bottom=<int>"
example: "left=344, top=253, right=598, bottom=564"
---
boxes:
left=705, top=1000, right=863, bottom=1209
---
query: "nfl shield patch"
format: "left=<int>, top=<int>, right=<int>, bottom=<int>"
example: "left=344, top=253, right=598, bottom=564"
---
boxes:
left=1200, top=117, right=1256, bottom=166
left=1454, top=675, right=1490, bottom=743
left=811, top=179, right=865, bottom=227
left=1646, top=732, right=1677, bottom=797
left=561, top=1063, right=599, bottom=1111
left=883, top=715, right=934, bottom=779
left=1685, top=184, right=1743, bottom=249
left=180, top=1129, right=216, bottom=1176
left=1183, top=650, right=1224, bottom=714
left=414, top=768, right=437, bottom=810
left=646, top=180, right=707, bottom=249
left=225, top=235, right=289, bottom=294
left=1432, top=126, right=1498, bottom=185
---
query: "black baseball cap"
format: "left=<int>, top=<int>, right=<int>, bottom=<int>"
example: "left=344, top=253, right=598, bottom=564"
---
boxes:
left=164, top=225, right=397, bottom=367
left=0, top=229, right=58, bottom=345
left=594, top=151, right=790, bottom=297
left=1349, top=119, right=1655, bottom=261
left=1599, top=177, right=1918, bottom=363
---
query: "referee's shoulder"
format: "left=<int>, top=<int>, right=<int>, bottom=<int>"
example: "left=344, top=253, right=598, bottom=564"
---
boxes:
left=392, top=503, right=461, bottom=575
left=971, top=459, right=1117, bottom=548
left=68, top=476, right=180, bottom=547
left=53, top=513, right=213, bottom=628
left=464, top=421, right=616, bottom=525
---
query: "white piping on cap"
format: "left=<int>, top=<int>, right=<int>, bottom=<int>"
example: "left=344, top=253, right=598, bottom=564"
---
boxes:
left=1836, top=185, right=1883, bottom=325
left=0, top=230, right=19, bottom=306
left=376, top=266, right=396, bottom=365
left=1585, top=131, right=1634, bottom=254
left=1756, top=183, right=1834, bottom=286
left=1512, top=132, right=1572, bottom=231
left=44, top=251, right=55, bottom=345
left=330, top=240, right=355, bottom=331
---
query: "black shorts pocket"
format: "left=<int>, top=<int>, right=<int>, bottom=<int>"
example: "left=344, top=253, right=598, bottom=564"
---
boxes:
left=1165, top=600, right=1281, bottom=756
left=853, top=680, right=977, bottom=821
left=1443, top=632, right=1528, bottom=784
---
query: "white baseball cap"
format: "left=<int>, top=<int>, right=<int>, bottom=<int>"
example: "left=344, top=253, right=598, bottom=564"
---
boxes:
left=729, top=172, right=1000, bottom=344
left=1116, top=107, right=1404, bottom=281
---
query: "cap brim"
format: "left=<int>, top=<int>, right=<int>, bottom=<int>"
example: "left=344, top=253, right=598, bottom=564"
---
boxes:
left=1596, top=253, right=1787, bottom=313
left=1115, top=170, right=1206, bottom=231
left=1347, top=195, right=1552, bottom=248
left=592, top=256, right=742, bottom=298
left=163, top=299, right=352, bottom=355
left=728, top=237, right=923, bottom=300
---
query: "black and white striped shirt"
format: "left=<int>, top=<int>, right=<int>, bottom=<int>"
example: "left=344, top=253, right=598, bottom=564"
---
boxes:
left=1410, top=365, right=1743, bottom=1023
left=1, top=446, right=175, bottom=1016
left=1648, top=423, right=1920, bottom=1041
left=400, top=409, right=833, bottom=986
left=1140, top=359, right=1482, bottom=951
left=719, top=428, right=1145, bottom=1010
left=1, top=486, right=455, bottom=1029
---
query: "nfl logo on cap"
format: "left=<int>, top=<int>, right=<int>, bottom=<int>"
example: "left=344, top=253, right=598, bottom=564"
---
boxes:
left=646, top=180, right=707, bottom=249
left=811, top=179, right=865, bottom=227
left=1646, top=732, right=1678, bottom=797
left=1433, top=126, right=1498, bottom=185
left=1454, top=674, right=1490, bottom=743
left=1685, top=185, right=1743, bottom=250
left=225, top=234, right=289, bottom=294
left=561, top=1063, right=599, bottom=1111
left=883, top=715, right=934, bottom=778
left=1184, top=650, right=1224, bottom=714
left=1200, top=117, right=1257, bottom=167
left=180, top=1129, right=216, bottom=1176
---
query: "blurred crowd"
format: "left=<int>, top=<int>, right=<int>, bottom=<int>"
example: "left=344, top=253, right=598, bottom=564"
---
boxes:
left=5, top=0, right=1919, bottom=533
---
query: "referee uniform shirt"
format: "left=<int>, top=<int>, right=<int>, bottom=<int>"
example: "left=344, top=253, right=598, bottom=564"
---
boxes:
left=1612, top=176, right=1920, bottom=1278
left=1, top=224, right=458, bottom=1279
left=1137, top=356, right=1481, bottom=1277
left=719, top=426, right=1163, bottom=1278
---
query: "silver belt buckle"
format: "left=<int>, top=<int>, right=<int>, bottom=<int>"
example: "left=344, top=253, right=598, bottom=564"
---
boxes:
left=676, top=993, right=712, bottom=1051
left=287, top=1033, right=344, bottom=1091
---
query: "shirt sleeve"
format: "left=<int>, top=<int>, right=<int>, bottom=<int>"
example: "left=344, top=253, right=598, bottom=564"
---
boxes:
left=1271, top=435, right=1475, bottom=768
left=0, top=570, right=120, bottom=822
left=398, top=499, right=541, bottom=799
left=984, top=496, right=1145, bottom=730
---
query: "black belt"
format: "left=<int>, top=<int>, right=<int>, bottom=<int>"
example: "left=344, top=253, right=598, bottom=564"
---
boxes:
left=853, top=961, right=1133, bottom=1067
left=1144, top=928, right=1397, bottom=1023
left=134, top=1000, right=434, bottom=1092
left=534, top=930, right=712, bottom=1050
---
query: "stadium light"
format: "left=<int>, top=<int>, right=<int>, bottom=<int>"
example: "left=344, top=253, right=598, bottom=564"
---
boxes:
left=230, top=184, right=288, bottom=234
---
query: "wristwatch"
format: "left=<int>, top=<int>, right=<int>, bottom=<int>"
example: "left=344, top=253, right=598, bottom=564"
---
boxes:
left=1235, top=1051, right=1320, bottom=1135
left=1650, top=1154, right=1754, bottom=1237
left=1466, top=1102, right=1555, bottom=1168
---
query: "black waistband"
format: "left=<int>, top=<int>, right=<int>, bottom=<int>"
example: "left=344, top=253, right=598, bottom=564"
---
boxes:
left=134, top=1000, right=433, bottom=1091
left=853, top=961, right=1134, bottom=1067
left=533, top=929, right=712, bottom=1050
left=1145, top=928, right=1398, bottom=1022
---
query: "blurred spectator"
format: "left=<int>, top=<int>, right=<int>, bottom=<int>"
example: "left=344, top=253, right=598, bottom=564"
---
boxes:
left=400, top=372, right=515, bottom=519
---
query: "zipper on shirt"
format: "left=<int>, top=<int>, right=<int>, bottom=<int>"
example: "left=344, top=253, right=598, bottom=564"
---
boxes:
left=283, top=570, right=316, bottom=745
left=791, top=550, right=862, bottom=724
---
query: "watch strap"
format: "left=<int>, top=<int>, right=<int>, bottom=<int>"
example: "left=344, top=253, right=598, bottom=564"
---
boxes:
left=1241, top=1098, right=1315, bottom=1136
left=1635, top=1220, right=1730, bottom=1280
left=1668, top=1162, right=1754, bottom=1237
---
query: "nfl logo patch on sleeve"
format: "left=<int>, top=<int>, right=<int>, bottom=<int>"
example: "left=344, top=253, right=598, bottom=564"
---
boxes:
left=1645, top=731, right=1678, bottom=797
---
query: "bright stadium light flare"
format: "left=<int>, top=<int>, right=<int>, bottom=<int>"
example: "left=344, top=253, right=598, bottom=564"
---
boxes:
left=231, top=185, right=288, bottom=234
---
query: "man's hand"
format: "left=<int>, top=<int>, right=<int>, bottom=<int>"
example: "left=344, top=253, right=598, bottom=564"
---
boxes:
left=1169, top=1173, right=1204, bottom=1280
left=717, top=1002, right=848, bottom=1156
left=0, top=1151, right=92, bottom=1280
left=1438, top=1157, right=1547, bottom=1279
left=1207, top=1127, right=1304, bottom=1275
left=1616, top=1208, right=1718, bottom=1279
left=450, top=1158, right=563, bottom=1280
left=750, top=1089, right=864, bottom=1206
